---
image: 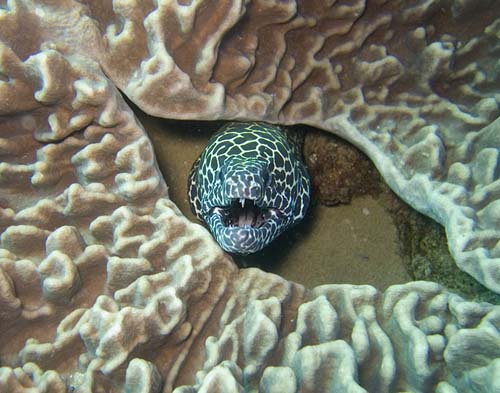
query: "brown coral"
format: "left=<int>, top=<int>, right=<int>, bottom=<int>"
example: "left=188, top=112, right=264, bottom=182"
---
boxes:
left=0, top=1, right=499, bottom=392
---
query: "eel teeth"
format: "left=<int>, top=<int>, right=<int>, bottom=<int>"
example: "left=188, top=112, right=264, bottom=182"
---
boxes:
left=240, top=198, right=245, bottom=208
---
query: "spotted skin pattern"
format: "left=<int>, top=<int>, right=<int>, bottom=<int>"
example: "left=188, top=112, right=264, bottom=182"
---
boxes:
left=188, top=122, right=311, bottom=254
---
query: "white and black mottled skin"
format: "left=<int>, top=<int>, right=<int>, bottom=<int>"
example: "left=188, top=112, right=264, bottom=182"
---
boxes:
left=188, top=122, right=311, bottom=254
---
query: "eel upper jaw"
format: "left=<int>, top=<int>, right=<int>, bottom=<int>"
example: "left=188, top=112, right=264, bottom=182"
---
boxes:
left=210, top=198, right=282, bottom=230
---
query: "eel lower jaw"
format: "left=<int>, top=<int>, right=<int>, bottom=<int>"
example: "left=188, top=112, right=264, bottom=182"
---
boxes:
left=206, top=199, right=284, bottom=254
left=208, top=210, right=283, bottom=254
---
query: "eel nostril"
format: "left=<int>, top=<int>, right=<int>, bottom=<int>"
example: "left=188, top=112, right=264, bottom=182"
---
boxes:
left=265, top=174, right=271, bottom=188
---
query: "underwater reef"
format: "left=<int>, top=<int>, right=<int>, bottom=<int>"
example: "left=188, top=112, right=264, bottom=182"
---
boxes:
left=0, top=1, right=499, bottom=392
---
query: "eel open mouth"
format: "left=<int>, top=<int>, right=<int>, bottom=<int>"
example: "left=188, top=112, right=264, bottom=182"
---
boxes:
left=212, top=199, right=280, bottom=228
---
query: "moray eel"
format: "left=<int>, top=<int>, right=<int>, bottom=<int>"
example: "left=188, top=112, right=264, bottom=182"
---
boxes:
left=188, top=122, right=311, bottom=254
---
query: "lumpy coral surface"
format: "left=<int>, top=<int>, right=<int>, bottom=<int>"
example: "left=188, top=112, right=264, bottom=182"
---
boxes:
left=0, top=1, right=499, bottom=392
